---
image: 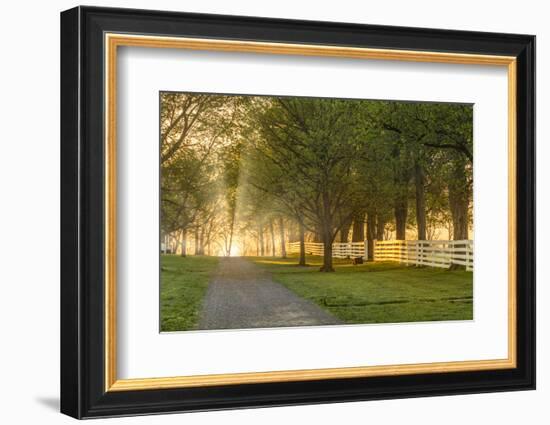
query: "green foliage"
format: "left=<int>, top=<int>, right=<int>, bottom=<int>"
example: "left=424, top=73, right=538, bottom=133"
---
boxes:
left=249, top=97, right=361, bottom=225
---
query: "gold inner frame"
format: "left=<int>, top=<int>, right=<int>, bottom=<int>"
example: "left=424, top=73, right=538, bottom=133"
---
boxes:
left=104, top=33, right=517, bottom=392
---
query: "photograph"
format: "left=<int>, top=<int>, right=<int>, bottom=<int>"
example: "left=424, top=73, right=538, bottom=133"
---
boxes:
left=160, top=92, right=474, bottom=332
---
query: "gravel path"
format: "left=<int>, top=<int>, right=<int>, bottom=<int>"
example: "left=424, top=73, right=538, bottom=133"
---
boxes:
left=198, top=257, right=342, bottom=330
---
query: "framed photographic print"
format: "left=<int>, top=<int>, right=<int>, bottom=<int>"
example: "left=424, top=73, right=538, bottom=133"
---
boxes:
left=60, top=6, right=535, bottom=419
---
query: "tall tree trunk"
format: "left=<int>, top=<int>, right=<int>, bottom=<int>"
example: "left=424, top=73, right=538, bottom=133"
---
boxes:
left=339, top=219, right=351, bottom=243
left=313, top=225, right=322, bottom=243
left=414, top=162, right=427, bottom=240
left=298, top=220, right=306, bottom=266
left=449, top=164, right=470, bottom=271
left=279, top=216, right=287, bottom=258
left=204, top=219, right=214, bottom=256
left=198, top=227, right=205, bottom=255
left=351, top=211, right=365, bottom=242
left=319, top=193, right=335, bottom=272
left=227, top=213, right=236, bottom=257
left=194, top=227, right=200, bottom=255
left=289, top=221, right=299, bottom=242
left=366, top=212, right=376, bottom=261
left=180, top=229, right=187, bottom=257
left=449, top=165, right=470, bottom=240
left=376, top=216, right=386, bottom=241
left=394, top=164, right=410, bottom=240
left=259, top=224, right=265, bottom=256
left=320, top=224, right=334, bottom=272
left=269, top=219, right=276, bottom=257
left=449, top=195, right=469, bottom=240
left=394, top=198, right=408, bottom=240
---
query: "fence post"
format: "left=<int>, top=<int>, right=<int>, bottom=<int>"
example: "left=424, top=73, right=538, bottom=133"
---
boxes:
left=466, top=242, right=470, bottom=271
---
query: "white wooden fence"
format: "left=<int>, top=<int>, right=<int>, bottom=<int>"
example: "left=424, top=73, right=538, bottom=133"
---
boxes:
left=374, top=240, right=474, bottom=271
left=287, top=239, right=474, bottom=271
left=288, top=241, right=368, bottom=259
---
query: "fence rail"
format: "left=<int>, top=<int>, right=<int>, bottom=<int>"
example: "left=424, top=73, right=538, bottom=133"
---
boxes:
left=288, top=241, right=367, bottom=259
left=374, top=239, right=473, bottom=271
left=287, top=239, right=473, bottom=271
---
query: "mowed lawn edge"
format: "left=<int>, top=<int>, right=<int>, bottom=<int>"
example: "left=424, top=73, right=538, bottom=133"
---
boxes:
left=251, top=255, right=473, bottom=324
left=160, top=255, right=219, bottom=332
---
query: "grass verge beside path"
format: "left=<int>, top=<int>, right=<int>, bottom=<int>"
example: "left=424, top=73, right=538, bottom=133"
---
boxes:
left=251, top=254, right=473, bottom=324
left=160, top=255, right=219, bottom=332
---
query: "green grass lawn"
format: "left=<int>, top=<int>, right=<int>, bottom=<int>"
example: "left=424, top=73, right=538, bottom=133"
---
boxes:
left=160, top=255, right=219, bottom=332
left=251, top=254, right=473, bottom=324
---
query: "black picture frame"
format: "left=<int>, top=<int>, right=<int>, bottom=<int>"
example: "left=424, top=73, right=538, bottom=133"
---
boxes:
left=61, top=5, right=535, bottom=419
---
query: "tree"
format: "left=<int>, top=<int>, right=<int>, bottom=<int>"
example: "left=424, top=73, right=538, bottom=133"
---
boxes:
left=249, top=97, right=364, bottom=271
left=365, top=101, right=473, bottom=241
left=160, top=93, right=246, bottom=256
left=278, top=216, right=287, bottom=258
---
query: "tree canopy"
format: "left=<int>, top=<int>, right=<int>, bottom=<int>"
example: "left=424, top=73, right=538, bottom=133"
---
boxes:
left=160, top=92, right=473, bottom=272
